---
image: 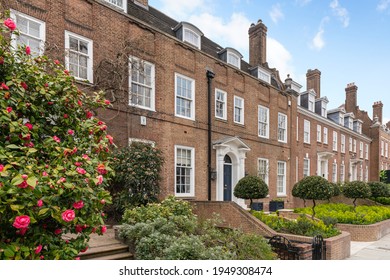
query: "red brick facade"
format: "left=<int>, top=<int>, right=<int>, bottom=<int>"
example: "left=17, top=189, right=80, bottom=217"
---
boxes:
left=1, top=0, right=389, bottom=210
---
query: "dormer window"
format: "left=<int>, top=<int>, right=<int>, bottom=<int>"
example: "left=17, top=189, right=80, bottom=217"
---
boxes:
left=250, top=66, right=271, bottom=84
left=354, top=120, right=362, bottom=134
left=339, top=114, right=344, bottom=126
left=308, top=94, right=315, bottom=112
left=173, top=22, right=203, bottom=49
left=105, top=0, right=127, bottom=13
left=218, top=47, right=242, bottom=69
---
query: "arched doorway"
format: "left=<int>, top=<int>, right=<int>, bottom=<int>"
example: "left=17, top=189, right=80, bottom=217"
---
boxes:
left=223, top=155, right=232, bottom=201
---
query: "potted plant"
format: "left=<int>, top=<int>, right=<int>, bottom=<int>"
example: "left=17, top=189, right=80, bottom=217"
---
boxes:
left=269, top=198, right=284, bottom=212
left=233, top=175, right=268, bottom=210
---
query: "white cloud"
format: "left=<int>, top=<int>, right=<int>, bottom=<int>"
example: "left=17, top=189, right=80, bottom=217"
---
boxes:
left=377, top=0, right=390, bottom=11
left=310, top=17, right=329, bottom=51
left=269, top=4, right=284, bottom=24
left=267, top=38, right=295, bottom=81
left=330, top=0, right=350, bottom=27
left=156, top=0, right=208, bottom=20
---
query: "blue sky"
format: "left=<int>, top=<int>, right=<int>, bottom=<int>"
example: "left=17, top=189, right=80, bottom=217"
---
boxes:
left=149, top=0, right=390, bottom=123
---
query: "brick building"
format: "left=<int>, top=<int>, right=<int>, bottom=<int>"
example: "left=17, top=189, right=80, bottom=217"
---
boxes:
left=1, top=0, right=388, bottom=210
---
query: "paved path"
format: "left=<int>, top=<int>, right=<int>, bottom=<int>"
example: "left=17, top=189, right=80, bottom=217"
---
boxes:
left=346, top=233, right=390, bottom=260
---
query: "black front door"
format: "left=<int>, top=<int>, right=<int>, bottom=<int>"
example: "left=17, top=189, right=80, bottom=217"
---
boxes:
left=223, top=155, right=232, bottom=201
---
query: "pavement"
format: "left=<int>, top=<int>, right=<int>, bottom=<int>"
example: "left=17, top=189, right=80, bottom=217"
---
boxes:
left=346, top=233, right=390, bottom=260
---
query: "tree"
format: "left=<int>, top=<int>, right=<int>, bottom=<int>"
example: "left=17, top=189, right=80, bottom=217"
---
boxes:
left=106, top=142, right=164, bottom=221
left=343, top=181, right=371, bottom=208
left=292, top=176, right=333, bottom=218
left=0, top=15, right=113, bottom=259
left=233, top=175, right=269, bottom=209
left=368, top=182, right=390, bottom=202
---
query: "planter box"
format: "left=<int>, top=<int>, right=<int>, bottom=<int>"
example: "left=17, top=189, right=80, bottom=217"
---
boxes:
left=251, top=202, right=263, bottom=211
left=269, top=201, right=284, bottom=212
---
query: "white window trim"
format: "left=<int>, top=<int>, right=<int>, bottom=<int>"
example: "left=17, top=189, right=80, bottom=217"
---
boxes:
left=129, top=56, right=155, bottom=111
left=258, top=105, right=269, bottom=139
left=128, top=138, right=155, bottom=147
left=360, top=142, right=364, bottom=158
left=365, top=143, right=369, bottom=160
left=317, top=125, right=322, bottom=142
left=277, top=161, right=287, bottom=196
left=323, top=127, right=328, bottom=144
left=183, top=27, right=201, bottom=49
left=257, top=158, right=269, bottom=185
left=227, top=51, right=240, bottom=68
left=353, top=139, right=357, bottom=153
left=349, top=137, right=353, bottom=152
left=278, top=112, right=288, bottom=143
left=333, top=131, right=338, bottom=151
left=303, top=158, right=310, bottom=177
left=341, top=134, right=345, bottom=153
left=174, top=145, right=195, bottom=197
left=64, top=30, right=93, bottom=83
left=304, top=120, right=310, bottom=144
left=234, top=96, right=244, bottom=125
left=340, top=163, right=345, bottom=182
left=10, top=9, right=46, bottom=55
left=332, top=162, right=338, bottom=183
left=174, top=73, right=195, bottom=120
left=104, top=0, right=128, bottom=13
left=215, top=89, right=227, bottom=120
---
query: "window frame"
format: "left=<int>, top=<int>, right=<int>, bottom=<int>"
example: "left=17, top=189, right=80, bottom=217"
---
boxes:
left=303, top=158, right=310, bottom=177
left=183, top=27, right=201, bottom=49
left=174, top=145, right=195, bottom=197
left=258, top=158, right=269, bottom=185
left=234, top=96, right=244, bottom=125
left=317, top=124, right=322, bottom=142
left=175, top=73, right=195, bottom=120
left=277, top=161, right=287, bottom=196
left=323, top=127, right=328, bottom=144
left=64, top=30, right=93, bottom=82
left=332, top=162, right=338, bottom=183
left=340, top=163, right=345, bottom=182
left=341, top=134, right=345, bottom=153
left=365, top=143, right=369, bottom=160
left=129, top=56, right=155, bottom=111
left=104, top=0, right=128, bottom=12
left=333, top=131, right=338, bottom=151
left=258, top=105, right=269, bottom=138
left=227, top=51, right=240, bottom=68
left=215, top=89, right=227, bottom=120
left=304, top=120, right=310, bottom=144
left=277, top=112, right=287, bottom=143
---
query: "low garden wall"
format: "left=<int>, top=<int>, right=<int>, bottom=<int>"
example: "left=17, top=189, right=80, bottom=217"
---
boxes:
left=191, top=201, right=351, bottom=260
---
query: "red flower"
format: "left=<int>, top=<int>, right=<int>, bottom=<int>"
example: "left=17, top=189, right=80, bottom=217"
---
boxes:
left=25, top=46, right=31, bottom=55
left=73, top=200, right=84, bottom=209
left=0, top=56, right=4, bottom=64
left=54, top=60, right=60, bottom=65
left=64, top=114, right=69, bottom=119
left=13, top=215, right=30, bottom=229
left=57, top=177, right=66, bottom=184
left=6, top=107, right=12, bottom=113
left=37, top=200, right=43, bottom=207
left=106, top=135, right=114, bottom=145
left=35, top=245, right=43, bottom=254
left=96, top=175, right=103, bottom=185
left=80, top=246, right=88, bottom=253
left=68, top=129, right=74, bottom=135
left=48, top=101, right=54, bottom=105
left=64, top=69, right=69, bottom=75
left=21, top=81, right=28, bottom=90
left=75, top=224, right=83, bottom=233
left=53, top=136, right=61, bottom=143
left=1, top=82, right=9, bottom=90
left=61, top=209, right=75, bottom=222
left=77, top=100, right=82, bottom=106
left=42, top=171, right=48, bottom=177
left=76, top=167, right=86, bottom=175
left=86, top=111, right=93, bottom=119
left=82, top=154, right=90, bottom=161
left=54, top=228, right=62, bottom=235
left=100, top=199, right=106, bottom=204
left=104, top=100, right=110, bottom=105
left=17, top=228, right=28, bottom=236
left=4, top=18, right=16, bottom=31
left=97, top=164, right=107, bottom=175
left=101, top=225, right=107, bottom=234
left=75, top=162, right=82, bottom=167
left=25, top=123, right=33, bottom=130
left=17, top=181, right=28, bottom=189
left=0, top=165, right=4, bottom=172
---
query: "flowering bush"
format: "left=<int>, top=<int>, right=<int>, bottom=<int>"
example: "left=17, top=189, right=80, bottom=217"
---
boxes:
left=0, top=15, right=113, bottom=259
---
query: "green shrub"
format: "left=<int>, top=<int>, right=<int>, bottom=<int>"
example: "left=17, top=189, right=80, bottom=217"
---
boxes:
left=120, top=196, right=276, bottom=260
left=343, top=181, right=371, bottom=207
left=373, top=197, right=390, bottom=205
left=292, top=176, right=333, bottom=217
left=0, top=16, right=112, bottom=260
left=107, top=142, right=164, bottom=221
left=368, top=182, right=390, bottom=200
left=233, top=175, right=268, bottom=209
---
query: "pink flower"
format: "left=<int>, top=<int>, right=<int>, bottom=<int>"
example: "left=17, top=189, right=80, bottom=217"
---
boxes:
left=42, top=171, right=48, bottom=176
left=75, top=257, right=80, bottom=260
left=17, top=228, right=28, bottom=236
left=63, top=114, right=69, bottom=119
left=57, top=177, right=66, bottom=184
left=25, top=46, right=31, bottom=55
left=40, top=256, right=45, bottom=260
left=25, top=123, right=33, bottom=130
left=54, top=228, right=62, bottom=235
left=82, top=154, right=90, bottom=161
left=100, top=199, right=106, bottom=205
left=101, top=226, right=107, bottom=234
left=76, top=167, right=86, bottom=175
left=35, top=245, right=43, bottom=254
left=37, top=200, right=43, bottom=207
left=73, top=200, right=84, bottom=209
left=86, top=111, right=93, bottom=119
left=6, top=107, right=12, bottom=113
left=97, top=164, right=107, bottom=175
left=21, top=81, right=28, bottom=90
left=68, top=129, right=74, bottom=135
left=17, top=181, right=28, bottom=189
left=0, top=165, right=4, bottom=172
left=104, top=100, right=110, bottom=105
left=75, top=162, right=82, bottom=167
left=4, top=18, right=16, bottom=31
left=21, top=174, right=28, bottom=180
left=106, top=135, right=114, bottom=145
left=96, top=175, right=103, bottom=185
left=13, top=215, right=30, bottom=229
left=1, top=82, right=9, bottom=90
left=53, top=136, right=61, bottom=143
left=54, top=60, right=60, bottom=65
left=61, top=209, right=75, bottom=222
left=64, top=69, right=69, bottom=75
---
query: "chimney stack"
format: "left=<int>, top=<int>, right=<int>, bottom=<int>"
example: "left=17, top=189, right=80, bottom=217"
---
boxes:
left=306, top=69, right=321, bottom=98
left=373, top=101, right=383, bottom=124
left=248, top=19, right=267, bottom=66
left=345, top=83, right=358, bottom=114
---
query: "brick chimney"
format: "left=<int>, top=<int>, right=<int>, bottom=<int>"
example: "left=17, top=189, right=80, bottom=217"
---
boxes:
left=373, top=101, right=383, bottom=124
left=132, top=0, right=148, bottom=9
left=345, top=83, right=358, bottom=114
left=306, top=69, right=321, bottom=98
left=248, top=19, right=267, bottom=66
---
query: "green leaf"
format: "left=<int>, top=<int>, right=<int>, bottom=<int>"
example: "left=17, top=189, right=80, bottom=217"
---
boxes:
left=38, top=208, right=50, bottom=217
left=27, top=177, right=37, bottom=188
left=10, top=204, right=24, bottom=211
left=4, top=248, right=15, bottom=258
left=11, top=175, right=23, bottom=186
left=6, top=144, right=20, bottom=150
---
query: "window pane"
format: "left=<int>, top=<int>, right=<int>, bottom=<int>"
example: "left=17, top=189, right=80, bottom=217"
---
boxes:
left=79, top=40, right=88, bottom=54
left=69, top=37, right=78, bottom=51
left=29, top=21, right=40, bottom=38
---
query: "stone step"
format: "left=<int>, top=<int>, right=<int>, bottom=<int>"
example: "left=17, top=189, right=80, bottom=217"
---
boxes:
left=89, top=251, right=134, bottom=260
left=79, top=243, right=133, bottom=260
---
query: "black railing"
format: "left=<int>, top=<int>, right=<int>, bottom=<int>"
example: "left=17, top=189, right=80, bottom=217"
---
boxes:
left=268, top=235, right=300, bottom=260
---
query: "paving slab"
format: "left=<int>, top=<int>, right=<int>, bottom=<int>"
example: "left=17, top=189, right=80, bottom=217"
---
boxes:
left=346, top=233, right=390, bottom=260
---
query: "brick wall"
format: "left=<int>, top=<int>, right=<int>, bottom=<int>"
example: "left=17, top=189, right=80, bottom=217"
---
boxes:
left=336, top=219, right=390, bottom=241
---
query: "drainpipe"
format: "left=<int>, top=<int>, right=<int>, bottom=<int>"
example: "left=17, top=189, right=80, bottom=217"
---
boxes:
left=206, top=69, right=215, bottom=201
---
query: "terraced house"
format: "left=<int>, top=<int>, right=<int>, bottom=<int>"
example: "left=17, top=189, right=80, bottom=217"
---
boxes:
left=2, top=0, right=389, bottom=210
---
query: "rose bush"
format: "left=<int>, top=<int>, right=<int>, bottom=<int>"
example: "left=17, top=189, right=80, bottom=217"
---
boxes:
left=0, top=14, right=113, bottom=259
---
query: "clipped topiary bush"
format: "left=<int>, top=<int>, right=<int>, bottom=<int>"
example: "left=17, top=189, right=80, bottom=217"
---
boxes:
left=368, top=182, right=390, bottom=201
left=0, top=15, right=113, bottom=259
left=292, top=176, right=333, bottom=218
left=233, top=175, right=268, bottom=209
left=343, top=181, right=371, bottom=208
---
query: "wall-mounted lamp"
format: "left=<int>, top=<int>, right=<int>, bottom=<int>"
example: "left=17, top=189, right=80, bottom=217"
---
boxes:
left=210, top=169, right=217, bottom=180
